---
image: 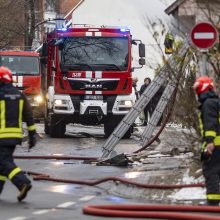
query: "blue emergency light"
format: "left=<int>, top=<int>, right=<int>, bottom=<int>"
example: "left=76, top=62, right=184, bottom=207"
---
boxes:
left=57, top=28, right=67, bottom=32
left=120, top=28, right=129, bottom=32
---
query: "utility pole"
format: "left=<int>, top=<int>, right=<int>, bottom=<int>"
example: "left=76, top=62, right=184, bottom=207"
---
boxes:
left=201, top=49, right=208, bottom=76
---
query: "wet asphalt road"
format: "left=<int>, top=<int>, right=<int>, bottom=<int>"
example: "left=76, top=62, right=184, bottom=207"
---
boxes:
left=0, top=123, right=151, bottom=220
left=1, top=123, right=215, bottom=220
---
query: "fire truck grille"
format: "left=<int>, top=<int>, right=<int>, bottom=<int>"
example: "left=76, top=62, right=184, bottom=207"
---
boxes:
left=68, top=80, right=119, bottom=91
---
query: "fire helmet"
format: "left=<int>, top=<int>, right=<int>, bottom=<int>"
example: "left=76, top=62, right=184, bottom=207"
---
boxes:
left=193, top=76, right=214, bottom=95
left=0, top=66, right=13, bottom=83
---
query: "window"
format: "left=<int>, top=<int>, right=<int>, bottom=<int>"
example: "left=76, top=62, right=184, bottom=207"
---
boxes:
left=0, top=55, right=40, bottom=75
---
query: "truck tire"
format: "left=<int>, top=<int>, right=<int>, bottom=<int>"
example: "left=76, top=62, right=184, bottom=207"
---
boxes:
left=44, top=118, right=50, bottom=134
left=104, top=116, right=132, bottom=139
left=49, top=116, right=66, bottom=138
left=104, top=121, right=115, bottom=138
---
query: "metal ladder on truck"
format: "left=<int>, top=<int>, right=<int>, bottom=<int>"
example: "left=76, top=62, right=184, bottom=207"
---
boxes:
left=101, top=42, right=190, bottom=159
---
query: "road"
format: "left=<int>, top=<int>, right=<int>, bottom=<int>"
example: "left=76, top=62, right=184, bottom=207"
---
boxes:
left=1, top=123, right=216, bottom=220
left=0, top=123, right=149, bottom=220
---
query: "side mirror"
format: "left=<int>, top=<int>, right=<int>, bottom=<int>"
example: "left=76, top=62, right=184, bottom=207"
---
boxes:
left=139, top=58, right=145, bottom=66
left=131, top=40, right=138, bottom=45
left=139, top=43, right=145, bottom=57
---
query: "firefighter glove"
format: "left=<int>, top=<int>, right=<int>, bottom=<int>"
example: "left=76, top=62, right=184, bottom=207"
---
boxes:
left=204, top=143, right=215, bottom=156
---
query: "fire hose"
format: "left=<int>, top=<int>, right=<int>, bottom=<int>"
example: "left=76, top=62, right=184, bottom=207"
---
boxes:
left=83, top=204, right=220, bottom=220
left=30, top=172, right=204, bottom=189
left=134, top=49, right=189, bottom=154
left=14, top=155, right=98, bottom=161
left=25, top=171, right=219, bottom=220
left=134, top=88, right=177, bottom=154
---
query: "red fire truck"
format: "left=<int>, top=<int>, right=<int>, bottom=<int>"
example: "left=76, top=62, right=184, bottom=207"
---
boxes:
left=41, top=25, right=145, bottom=138
left=0, top=50, right=43, bottom=118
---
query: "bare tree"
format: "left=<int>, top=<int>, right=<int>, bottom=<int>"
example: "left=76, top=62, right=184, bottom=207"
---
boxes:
left=0, top=0, right=40, bottom=49
left=24, top=0, right=36, bottom=49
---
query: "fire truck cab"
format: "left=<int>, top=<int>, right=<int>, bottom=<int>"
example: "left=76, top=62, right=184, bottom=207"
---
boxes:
left=41, top=25, right=145, bottom=138
left=0, top=50, right=43, bottom=118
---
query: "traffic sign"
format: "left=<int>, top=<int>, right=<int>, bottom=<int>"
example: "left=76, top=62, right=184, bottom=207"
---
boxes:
left=191, top=22, right=218, bottom=49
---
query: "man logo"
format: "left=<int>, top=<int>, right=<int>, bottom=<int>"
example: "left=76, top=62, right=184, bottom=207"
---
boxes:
left=91, top=78, right=97, bottom=82
left=85, top=84, right=102, bottom=89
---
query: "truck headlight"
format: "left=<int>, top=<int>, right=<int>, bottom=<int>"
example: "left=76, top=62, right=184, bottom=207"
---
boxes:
left=34, top=95, right=43, bottom=103
left=124, top=100, right=133, bottom=107
left=54, top=99, right=67, bottom=106
left=118, top=100, right=133, bottom=107
left=54, top=99, right=62, bottom=106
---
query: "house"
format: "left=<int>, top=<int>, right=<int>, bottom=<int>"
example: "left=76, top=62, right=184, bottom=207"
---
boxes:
left=34, top=0, right=81, bottom=48
left=165, top=0, right=220, bottom=33
left=165, top=0, right=220, bottom=79
left=0, top=0, right=81, bottom=49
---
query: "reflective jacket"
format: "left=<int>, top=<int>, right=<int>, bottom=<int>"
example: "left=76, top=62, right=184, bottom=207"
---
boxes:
left=0, top=83, right=36, bottom=146
left=198, top=91, right=220, bottom=151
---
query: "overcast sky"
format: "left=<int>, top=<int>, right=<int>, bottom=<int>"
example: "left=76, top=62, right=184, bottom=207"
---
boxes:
left=72, top=0, right=176, bottom=87
left=129, top=0, right=175, bottom=18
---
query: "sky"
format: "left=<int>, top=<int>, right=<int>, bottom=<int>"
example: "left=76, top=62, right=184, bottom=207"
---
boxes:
left=72, top=0, right=176, bottom=89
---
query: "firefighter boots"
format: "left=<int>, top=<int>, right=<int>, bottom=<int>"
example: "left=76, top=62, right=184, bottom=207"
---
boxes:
left=17, top=183, right=32, bottom=202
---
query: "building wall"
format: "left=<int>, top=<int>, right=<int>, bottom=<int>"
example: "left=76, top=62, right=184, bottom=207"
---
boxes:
left=175, top=0, right=220, bottom=27
left=178, top=0, right=196, bottom=17
left=169, top=0, right=220, bottom=37
left=195, top=0, right=220, bottom=23
left=169, top=0, right=220, bottom=78
left=59, top=0, right=81, bottom=16
left=4, top=0, right=80, bottom=49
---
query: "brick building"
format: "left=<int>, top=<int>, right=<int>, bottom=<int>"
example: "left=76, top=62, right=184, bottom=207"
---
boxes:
left=34, top=0, right=81, bottom=49
left=0, top=0, right=81, bottom=49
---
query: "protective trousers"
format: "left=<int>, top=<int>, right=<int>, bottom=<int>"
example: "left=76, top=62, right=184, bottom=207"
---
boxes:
left=0, top=145, right=30, bottom=193
left=202, top=148, right=220, bottom=205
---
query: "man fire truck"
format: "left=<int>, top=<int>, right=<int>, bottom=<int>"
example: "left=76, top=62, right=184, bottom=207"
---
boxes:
left=41, top=25, right=145, bottom=138
left=0, top=50, right=43, bottom=118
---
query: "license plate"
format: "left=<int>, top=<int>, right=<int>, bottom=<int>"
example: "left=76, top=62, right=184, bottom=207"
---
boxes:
left=84, top=95, right=103, bottom=100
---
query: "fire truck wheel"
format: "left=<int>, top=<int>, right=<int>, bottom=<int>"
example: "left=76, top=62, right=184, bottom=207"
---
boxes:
left=49, top=116, right=66, bottom=138
left=44, top=119, right=50, bottom=134
left=104, top=123, right=114, bottom=138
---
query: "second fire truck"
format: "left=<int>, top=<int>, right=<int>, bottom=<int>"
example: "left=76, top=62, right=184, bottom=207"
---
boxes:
left=0, top=50, right=43, bottom=118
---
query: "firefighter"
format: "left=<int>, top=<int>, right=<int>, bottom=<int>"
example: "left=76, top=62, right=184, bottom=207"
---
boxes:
left=164, top=32, right=174, bottom=54
left=139, top=77, right=151, bottom=125
left=0, top=66, right=37, bottom=202
left=193, top=76, right=220, bottom=206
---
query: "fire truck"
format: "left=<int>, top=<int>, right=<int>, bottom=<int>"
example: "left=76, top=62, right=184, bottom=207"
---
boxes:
left=41, top=25, right=145, bottom=138
left=0, top=50, right=43, bottom=118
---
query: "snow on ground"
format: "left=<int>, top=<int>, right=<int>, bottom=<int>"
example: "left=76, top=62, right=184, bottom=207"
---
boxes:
left=168, top=169, right=206, bottom=202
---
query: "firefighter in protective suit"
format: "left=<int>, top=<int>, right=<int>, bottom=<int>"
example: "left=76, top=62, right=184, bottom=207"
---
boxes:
left=164, top=32, right=174, bottom=54
left=193, top=76, right=220, bottom=206
left=0, top=66, right=37, bottom=202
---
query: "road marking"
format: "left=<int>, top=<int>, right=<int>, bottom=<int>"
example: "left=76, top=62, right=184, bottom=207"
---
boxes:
left=8, top=217, right=27, bottom=220
left=57, top=201, right=76, bottom=208
left=33, top=209, right=51, bottom=215
left=79, top=195, right=96, bottom=201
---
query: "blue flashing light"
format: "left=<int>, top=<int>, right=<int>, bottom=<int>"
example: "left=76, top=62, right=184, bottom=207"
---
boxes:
left=120, top=28, right=129, bottom=32
left=57, top=28, right=67, bottom=32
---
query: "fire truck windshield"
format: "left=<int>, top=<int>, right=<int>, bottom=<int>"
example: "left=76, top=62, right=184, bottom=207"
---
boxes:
left=0, top=55, right=39, bottom=75
left=60, top=37, right=128, bottom=71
